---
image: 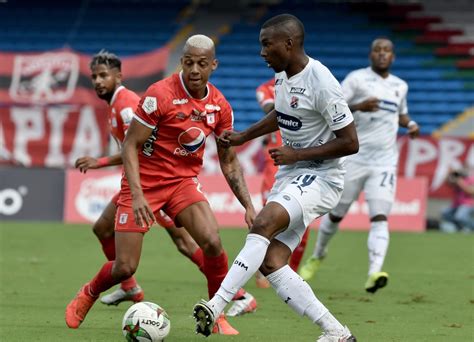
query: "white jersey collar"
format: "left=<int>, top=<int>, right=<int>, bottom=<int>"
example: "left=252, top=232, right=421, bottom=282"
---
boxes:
left=179, top=71, right=210, bottom=101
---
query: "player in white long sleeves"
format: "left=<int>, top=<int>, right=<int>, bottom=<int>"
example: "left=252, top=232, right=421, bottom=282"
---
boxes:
left=299, top=38, right=420, bottom=293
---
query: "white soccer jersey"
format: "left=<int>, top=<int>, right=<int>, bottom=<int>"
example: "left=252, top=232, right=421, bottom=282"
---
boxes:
left=342, top=67, right=408, bottom=166
left=273, top=58, right=354, bottom=187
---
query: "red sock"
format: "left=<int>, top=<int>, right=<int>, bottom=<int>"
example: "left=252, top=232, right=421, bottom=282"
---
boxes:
left=88, top=261, right=119, bottom=297
left=203, top=251, right=228, bottom=299
left=289, top=228, right=310, bottom=271
left=190, top=248, right=205, bottom=273
left=99, top=236, right=115, bottom=261
left=120, top=276, right=138, bottom=291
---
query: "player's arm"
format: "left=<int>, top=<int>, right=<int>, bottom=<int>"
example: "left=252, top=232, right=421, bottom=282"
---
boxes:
left=122, top=119, right=156, bottom=226
left=348, top=97, right=379, bottom=112
left=217, top=144, right=256, bottom=228
left=75, top=153, right=122, bottom=173
left=269, top=122, right=359, bottom=165
left=218, top=110, right=279, bottom=147
left=398, top=114, right=419, bottom=139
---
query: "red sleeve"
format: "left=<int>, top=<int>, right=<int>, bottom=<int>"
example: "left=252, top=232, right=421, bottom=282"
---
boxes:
left=134, top=84, right=163, bottom=129
left=256, top=80, right=274, bottom=109
left=214, top=99, right=234, bottom=136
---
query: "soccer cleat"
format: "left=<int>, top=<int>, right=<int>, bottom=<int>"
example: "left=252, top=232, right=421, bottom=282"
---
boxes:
left=193, top=299, right=216, bottom=337
left=365, top=271, right=389, bottom=293
left=65, top=284, right=98, bottom=329
left=255, top=271, right=270, bottom=288
left=100, top=286, right=144, bottom=306
left=299, top=256, right=323, bottom=281
left=226, top=292, right=257, bottom=317
left=212, top=314, right=239, bottom=335
left=316, top=326, right=357, bottom=342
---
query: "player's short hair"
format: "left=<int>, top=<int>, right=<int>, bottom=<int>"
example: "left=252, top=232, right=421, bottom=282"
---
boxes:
left=183, top=35, right=215, bottom=51
left=262, top=14, right=305, bottom=44
left=90, top=49, right=121, bottom=71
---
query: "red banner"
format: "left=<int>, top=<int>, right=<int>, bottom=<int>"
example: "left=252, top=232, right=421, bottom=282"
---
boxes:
left=64, top=169, right=427, bottom=231
left=0, top=47, right=169, bottom=105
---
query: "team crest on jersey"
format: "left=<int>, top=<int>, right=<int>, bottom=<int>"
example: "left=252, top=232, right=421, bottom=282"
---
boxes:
left=142, top=96, right=157, bottom=114
left=290, top=96, right=299, bottom=108
left=207, top=113, right=215, bottom=125
left=178, top=127, right=206, bottom=153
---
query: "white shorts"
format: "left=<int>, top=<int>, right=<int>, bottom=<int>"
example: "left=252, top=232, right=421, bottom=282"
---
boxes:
left=267, top=173, right=343, bottom=251
left=331, top=161, right=397, bottom=218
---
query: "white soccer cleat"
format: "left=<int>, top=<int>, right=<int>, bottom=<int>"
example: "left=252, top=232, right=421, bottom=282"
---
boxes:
left=316, top=326, right=357, bottom=342
left=226, top=292, right=257, bottom=317
left=100, top=286, right=144, bottom=306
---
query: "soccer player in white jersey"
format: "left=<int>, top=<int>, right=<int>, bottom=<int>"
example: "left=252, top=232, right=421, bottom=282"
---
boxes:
left=192, top=14, right=359, bottom=341
left=299, top=38, right=420, bottom=294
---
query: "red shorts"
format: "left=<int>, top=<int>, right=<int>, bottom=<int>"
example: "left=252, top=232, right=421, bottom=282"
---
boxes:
left=115, top=177, right=207, bottom=233
left=261, top=163, right=277, bottom=205
left=111, top=191, right=174, bottom=229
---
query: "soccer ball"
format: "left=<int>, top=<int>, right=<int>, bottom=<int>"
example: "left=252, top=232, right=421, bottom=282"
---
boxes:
left=122, top=301, right=171, bottom=341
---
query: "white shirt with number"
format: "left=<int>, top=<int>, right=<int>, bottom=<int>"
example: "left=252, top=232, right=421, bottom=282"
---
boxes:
left=342, top=67, right=408, bottom=167
left=273, top=57, right=354, bottom=188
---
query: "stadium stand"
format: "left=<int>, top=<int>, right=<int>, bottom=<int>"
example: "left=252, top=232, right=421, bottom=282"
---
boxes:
left=0, top=0, right=472, bottom=133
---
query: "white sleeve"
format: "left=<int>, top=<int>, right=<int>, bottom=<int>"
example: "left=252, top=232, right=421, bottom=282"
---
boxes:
left=399, top=85, right=409, bottom=115
left=341, top=73, right=358, bottom=105
left=316, top=85, right=354, bottom=132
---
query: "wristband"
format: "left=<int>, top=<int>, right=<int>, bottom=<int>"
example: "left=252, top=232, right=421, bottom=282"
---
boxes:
left=407, top=120, right=417, bottom=128
left=97, top=157, right=110, bottom=167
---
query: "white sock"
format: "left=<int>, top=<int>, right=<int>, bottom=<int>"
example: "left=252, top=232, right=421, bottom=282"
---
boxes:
left=313, top=215, right=339, bottom=259
left=367, top=220, right=389, bottom=275
left=209, top=233, right=270, bottom=315
left=267, top=265, right=343, bottom=334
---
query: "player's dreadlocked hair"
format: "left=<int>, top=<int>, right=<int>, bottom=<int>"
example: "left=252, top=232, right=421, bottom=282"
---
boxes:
left=90, top=49, right=121, bottom=70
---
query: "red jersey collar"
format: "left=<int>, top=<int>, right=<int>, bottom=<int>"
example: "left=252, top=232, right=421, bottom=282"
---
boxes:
left=110, top=85, right=125, bottom=105
left=178, top=71, right=210, bottom=101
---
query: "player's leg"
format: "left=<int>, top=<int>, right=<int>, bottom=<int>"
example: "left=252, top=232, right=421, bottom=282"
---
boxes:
left=288, top=226, right=310, bottom=272
left=94, top=196, right=143, bottom=306
left=299, top=173, right=365, bottom=281
left=157, top=210, right=204, bottom=272
left=364, top=167, right=396, bottom=293
left=65, top=229, right=144, bottom=329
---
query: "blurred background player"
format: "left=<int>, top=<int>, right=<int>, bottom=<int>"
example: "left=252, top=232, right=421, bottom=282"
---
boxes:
left=254, top=78, right=310, bottom=288
left=194, top=14, right=358, bottom=341
left=440, top=165, right=474, bottom=232
left=74, top=50, right=206, bottom=305
left=299, top=38, right=420, bottom=294
left=65, top=35, right=256, bottom=334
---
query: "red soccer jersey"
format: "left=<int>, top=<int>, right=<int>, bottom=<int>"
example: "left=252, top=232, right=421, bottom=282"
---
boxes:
left=134, top=72, right=233, bottom=184
left=256, top=79, right=282, bottom=174
left=108, top=86, right=140, bottom=144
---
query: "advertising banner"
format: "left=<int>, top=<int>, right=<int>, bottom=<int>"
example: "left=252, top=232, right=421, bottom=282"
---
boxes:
left=64, top=169, right=427, bottom=231
left=0, top=167, right=65, bottom=221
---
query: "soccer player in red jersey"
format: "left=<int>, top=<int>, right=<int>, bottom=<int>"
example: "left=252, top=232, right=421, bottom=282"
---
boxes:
left=66, top=37, right=256, bottom=334
left=73, top=50, right=207, bottom=305
left=254, top=79, right=310, bottom=289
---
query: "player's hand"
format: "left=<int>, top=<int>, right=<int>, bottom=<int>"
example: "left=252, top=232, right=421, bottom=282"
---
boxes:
left=269, top=146, right=299, bottom=165
left=407, top=122, right=420, bottom=139
left=132, top=194, right=156, bottom=228
left=244, top=206, right=257, bottom=229
left=217, top=130, right=246, bottom=147
left=75, top=156, right=99, bottom=173
left=358, top=97, right=379, bottom=112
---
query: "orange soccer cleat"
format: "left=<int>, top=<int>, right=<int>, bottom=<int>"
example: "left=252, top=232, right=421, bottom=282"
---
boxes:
left=212, top=314, right=239, bottom=335
left=65, top=283, right=98, bottom=329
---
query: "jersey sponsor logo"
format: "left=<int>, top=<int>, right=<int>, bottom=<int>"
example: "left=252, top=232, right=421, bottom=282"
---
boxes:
left=379, top=99, right=398, bottom=113
left=290, top=96, right=299, bottom=108
left=142, top=96, right=157, bottom=114
left=205, top=104, right=221, bottom=111
left=276, top=111, right=302, bottom=131
left=176, top=127, right=206, bottom=156
left=142, top=127, right=158, bottom=157
left=275, top=78, right=283, bottom=85
left=172, top=98, right=188, bottom=105
left=290, top=87, right=305, bottom=94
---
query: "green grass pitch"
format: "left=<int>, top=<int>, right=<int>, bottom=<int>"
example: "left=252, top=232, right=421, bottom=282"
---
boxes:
left=0, top=222, right=472, bottom=341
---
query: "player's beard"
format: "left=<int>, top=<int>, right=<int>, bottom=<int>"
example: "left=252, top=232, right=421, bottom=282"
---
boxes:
left=96, top=91, right=113, bottom=104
